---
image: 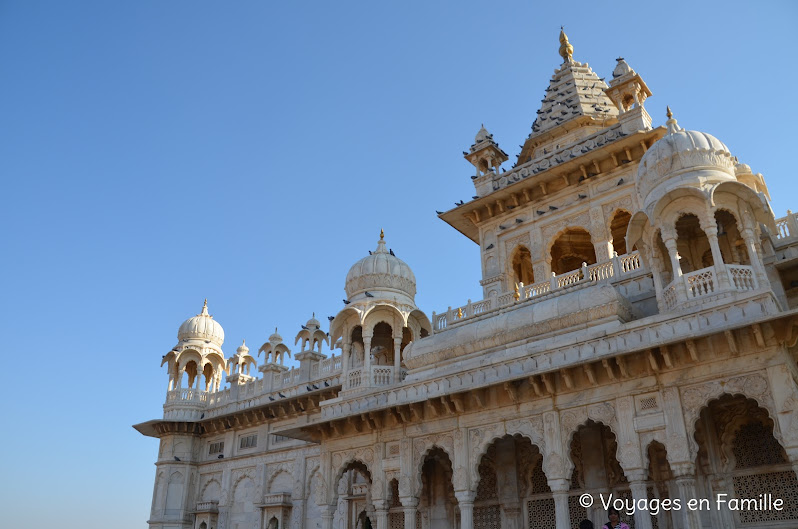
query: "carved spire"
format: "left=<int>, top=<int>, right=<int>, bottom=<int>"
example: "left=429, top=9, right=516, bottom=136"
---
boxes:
left=201, top=298, right=209, bottom=316
left=665, top=106, right=682, bottom=134
left=380, top=228, right=384, bottom=240
left=559, top=27, right=573, bottom=62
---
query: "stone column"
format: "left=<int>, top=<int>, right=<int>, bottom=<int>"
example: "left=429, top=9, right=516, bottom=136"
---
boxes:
left=455, top=491, right=475, bottom=529
left=663, top=236, right=687, bottom=302
left=628, top=477, right=654, bottom=529
left=394, top=337, right=402, bottom=381
left=552, top=488, right=571, bottom=529
left=320, top=504, right=336, bottom=529
left=401, top=497, right=418, bottom=529
left=342, top=341, right=351, bottom=375
left=741, top=228, right=769, bottom=286
left=363, top=333, right=373, bottom=387
left=374, top=500, right=389, bottom=529
left=703, top=224, right=731, bottom=289
left=674, top=475, right=703, bottom=529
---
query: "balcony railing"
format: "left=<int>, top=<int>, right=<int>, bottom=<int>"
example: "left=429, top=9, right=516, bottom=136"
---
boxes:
left=662, top=263, right=758, bottom=310
left=343, top=365, right=399, bottom=390
left=166, top=388, right=208, bottom=403
left=432, top=251, right=645, bottom=331
left=774, top=210, right=798, bottom=240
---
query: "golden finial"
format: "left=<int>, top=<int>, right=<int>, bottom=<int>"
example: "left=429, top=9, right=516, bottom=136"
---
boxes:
left=457, top=307, right=463, bottom=319
left=380, top=228, right=384, bottom=240
left=559, top=27, right=573, bottom=62
left=514, top=283, right=521, bottom=301
left=666, top=106, right=673, bottom=119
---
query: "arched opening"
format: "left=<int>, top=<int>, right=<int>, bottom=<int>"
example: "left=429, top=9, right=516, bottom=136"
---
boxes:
left=333, top=461, right=372, bottom=529
left=420, top=447, right=458, bottom=528
left=550, top=228, right=597, bottom=275
left=511, top=246, right=535, bottom=285
left=267, top=516, right=279, bottom=529
left=675, top=213, right=710, bottom=273
left=715, top=210, right=748, bottom=265
left=387, top=478, right=404, bottom=528
left=694, top=394, right=798, bottom=527
left=475, top=434, right=550, bottom=528
left=646, top=441, right=675, bottom=529
left=370, top=321, right=393, bottom=366
left=199, top=522, right=207, bottom=529
left=350, top=326, right=364, bottom=368
left=655, top=230, right=673, bottom=285
left=183, top=360, right=199, bottom=388
left=568, top=421, right=632, bottom=528
left=610, top=210, right=633, bottom=256
left=202, top=363, right=214, bottom=391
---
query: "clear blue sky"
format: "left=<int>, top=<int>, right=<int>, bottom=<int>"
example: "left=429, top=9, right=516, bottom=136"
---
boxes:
left=1, top=2, right=796, bottom=527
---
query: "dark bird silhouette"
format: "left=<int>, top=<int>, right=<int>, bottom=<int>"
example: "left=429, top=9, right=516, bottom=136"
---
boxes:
left=499, top=225, right=507, bottom=230
left=389, top=249, right=395, bottom=256
left=549, top=205, right=558, bottom=211
left=174, top=457, right=181, bottom=461
left=617, top=178, right=625, bottom=186
left=307, top=386, right=314, bottom=392
left=537, top=210, right=545, bottom=215
left=328, top=316, right=335, bottom=321
left=312, top=384, right=319, bottom=390
left=472, top=196, right=479, bottom=199
left=365, top=291, right=374, bottom=297
left=436, top=210, right=443, bottom=215
left=368, top=250, right=372, bottom=255
left=301, top=324, right=308, bottom=330
left=200, top=413, right=204, bottom=419
left=578, top=175, right=586, bottom=182
left=269, top=396, right=275, bottom=401
left=463, top=151, right=469, bottom=155
left=217, top=454, right=224, bottom=459
left=324, top=381, right=330, bottom=387
left=343, top=299, right=351, bottom=305
left=502, top=168, right=507, bottom=173
left=578, top=194, right=588, bottom=199
left=516, top=219, right=523, bottom=224
left=456, top=200, right=465, bottom=206
left=278, top=392, right=286, bottom=398
left=485, top=244, right=494, bottom=250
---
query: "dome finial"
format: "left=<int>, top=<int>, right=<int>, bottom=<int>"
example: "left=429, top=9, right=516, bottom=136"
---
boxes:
left=380, top=228, right=384, bottom=240
left=559, top=27, right=573, bottom=62
left=201, top=299, right=209, bottom=315
left=665, top=106, right=681, bottom=134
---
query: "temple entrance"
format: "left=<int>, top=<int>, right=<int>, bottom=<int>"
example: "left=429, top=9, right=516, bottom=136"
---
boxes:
left=420, top=447, right=458, bottom=529
left=332, top=460, right=373, bottom=529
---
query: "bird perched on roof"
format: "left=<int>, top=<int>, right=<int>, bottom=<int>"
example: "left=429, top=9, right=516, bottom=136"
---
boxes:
left=537, top=210, right=545, bottom=215
left=549, top=205, right=558, bottom=211
left=301, top=324, right=308, bottom=330
left=516, top=219, right=523, bottom=224
left=328, top=316, right=335, bottom=321
left=472, top=196, right=479, bottom=199
left=499, top=225, right=506, bottom=230
left=456, top=200, right=465, bottom=206
left=323, top=381, right=330, bottom=387
left=436, top=210, right=443, bottom=215
left=578, top=194, right=587, bottom=199
left=365, top=291, right=374, bottom=297
left=617, top=178, right=624, bottom=186
left=368, top=250, right=372, bottom=255
left=389, top=249, right=395, bottom=256
left=485, top=244, right=494, bottom=250
left=343, top=299, right=351, bottom=305
left=278, top=393, right=286, bottom=398
left=174, top=457, right=180, bottom=461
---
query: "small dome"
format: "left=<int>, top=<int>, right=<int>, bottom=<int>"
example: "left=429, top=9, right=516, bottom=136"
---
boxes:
left=612, top=57, right=633, bottom=79
left=345, top=232, right=417, bottom=304
left=636, top=110, right=735, bottom=212
left=268, top=327, right=283, bottom=343
left=475, top=124, right=490, bottom=143
left=177, top=300, right=225, bottom=346
left=237, top=340, right=249, bottom=354
left=735, top=162, right=753, bottom=175
left=306, top=314, right=321, bottom=330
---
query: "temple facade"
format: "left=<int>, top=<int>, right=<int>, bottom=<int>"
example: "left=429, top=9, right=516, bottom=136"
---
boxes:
left=135, top=32, right=798, bottom=529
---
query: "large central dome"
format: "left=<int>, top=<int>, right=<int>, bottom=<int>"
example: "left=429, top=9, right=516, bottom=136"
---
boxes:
left=345, top=232, right=416, bottom=304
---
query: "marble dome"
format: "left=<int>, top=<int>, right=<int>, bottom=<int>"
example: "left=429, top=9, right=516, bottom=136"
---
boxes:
left=636, top=111, right=736, bottom=213
left=177, top=300, right=225, bottom=346
left=345, top=233, right=416, bottom=303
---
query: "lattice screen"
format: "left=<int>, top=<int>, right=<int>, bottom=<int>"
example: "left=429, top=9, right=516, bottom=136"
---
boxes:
left=733, top=422, right=787, bottom=469
left=474, top=505, right=501, bottom=529
left=614, top=489, right=635, bottom=529
left=476, top=460, right=498, bottom=500
left=527, top=498, right=555, bottom=528
left=647, top=485, right=660, bottom=529
left=388, top=511, right=404, bottom=529
left=530, top=457, right=551, bottom=494
left=568, top=494, right=587, bottom=527
left=733, top=471, right=798, bottom=523
left=389, top=480, right=402, bottom=508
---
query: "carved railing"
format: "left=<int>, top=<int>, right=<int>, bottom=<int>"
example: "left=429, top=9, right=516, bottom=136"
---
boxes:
left=433, top=251, right=645, bottom=331
left=373, top=366, right=393, bottom=386
left=348, top=369, right=363, bottom=388
left=728, top=264, right=757, bottom=291
left=166, top=388, right=208, bottom=403
left=662, top=282, right=677, bottom=311
left=195, top=501, right=218, bottom=513
left=662, top=264, right=757, bottom=310
left=774, top=210, right=798, bottom=240
left=262, top=493, right=292, bottom=506
left=685, top=268, right=716, bottom=299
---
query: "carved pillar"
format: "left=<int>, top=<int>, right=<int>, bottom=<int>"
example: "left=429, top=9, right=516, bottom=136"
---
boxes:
left=703, top=224, right=731, bottom=289
left=455, top=491, right=475, bottom=529
left=741, top=228, right=769, bottom=286
left=342, top=341, right=351, bottom=376
left=363, top=332, right=373, bottom=387
left=374, top=500, right=389, bottom=529
left=674, top=475, right=703, bottom=529
left=320, top=504, right=336, bottom=529
left=401, top=497, right=418, bottom=529
left=551, top=486, right=571, bottom=529
left=662, top=236, right=687, bottom=302
left=393, top=337, right=402, bottom=380
left=627, top=473, right=653, bottom=529
left=650, top=254, right=665, bottom=312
